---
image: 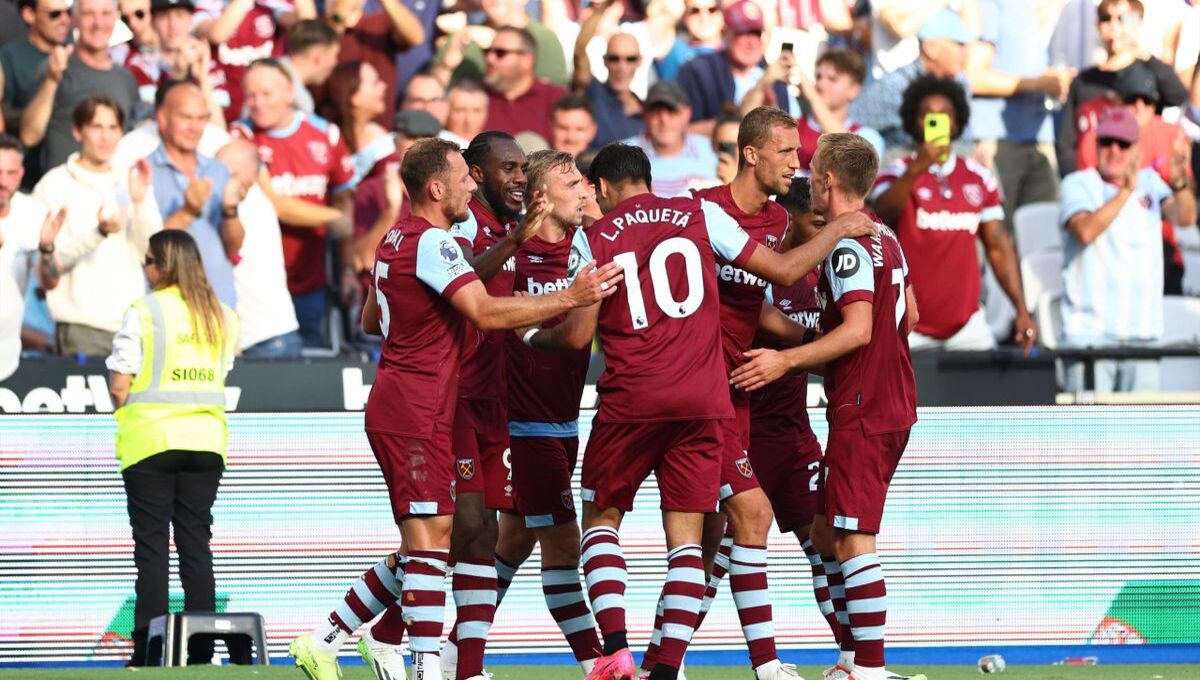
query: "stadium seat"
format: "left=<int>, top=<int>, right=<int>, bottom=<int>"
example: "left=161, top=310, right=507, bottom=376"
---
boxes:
left=1161, top=296, right=1200, bottom=392
left=1034, top=291, right=1062, bottom=350
left=983, top=261, right=1016, bottom=343
left=1013, top=201, right=1062, bottom=258
left=146, top=612, right=269, bottom=667
left=1020, top=249, right=1064, bottom=311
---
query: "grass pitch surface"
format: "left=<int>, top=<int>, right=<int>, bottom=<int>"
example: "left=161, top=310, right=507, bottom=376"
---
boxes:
left=0, top=666, right=1193, bottom=679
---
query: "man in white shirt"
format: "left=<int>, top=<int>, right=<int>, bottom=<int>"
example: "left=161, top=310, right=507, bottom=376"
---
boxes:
left=215, top=138, right=301, bottom=357
left=0, top=134, right=65, bottom=380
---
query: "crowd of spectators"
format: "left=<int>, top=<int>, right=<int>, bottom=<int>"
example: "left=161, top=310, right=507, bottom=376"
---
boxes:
left=0, top=0, right=1197, bottom=391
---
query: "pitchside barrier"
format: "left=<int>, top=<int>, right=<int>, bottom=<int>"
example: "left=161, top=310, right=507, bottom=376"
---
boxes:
left=2, top=407, right=1198, bottom=667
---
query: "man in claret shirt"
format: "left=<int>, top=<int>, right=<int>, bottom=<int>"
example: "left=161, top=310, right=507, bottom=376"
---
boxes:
left=193, top=0, right=310, bottom=124
left=503, top=150, right=604, bottom=675
left=732, top=133, right=922, bottom=680
left=872, top=75, right=1035, bottom=353
left=521, top=142, right=875, bottom=680
left=640, top=105, right=806, bottom=680
left=232, top=58, right=357, bottom=347
left=288, top=137, right=622, bottom=680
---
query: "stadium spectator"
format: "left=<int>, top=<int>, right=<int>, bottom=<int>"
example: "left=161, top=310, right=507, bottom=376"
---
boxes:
left=1050, top=0, right=1105, bottom=71
left=851, top=8, right=975, bottom=151
left=277, top=18, right=340, bottom=116
left=475, top=26, right=568, bottom=142
left=571, top=2, right=644, bottom=148
left=33, top=96, right=162, bottom=357
left=320, top=60, right=394, bottom=183
left=1, top=0, right=72, bottom=185
left=400, top=71, right=449, bottom=127
left=113, top=78, right=234, bottom=171
left=111, top=0, right=157, bottom=70
left=107, top=229, right=239, bottom=668
left=352, top=109, right=440, bottom=285
left=195, top=0, right=316, bottom=124
left=1057, top=0, right=1189, bottom=176
left=868, top=0, right=980, bottom=80
left=216, top=139, right=302, bottom=357
left=431, top=0, right=569, bottom=88
left=872, top=76, right=1036, bottom=352
left=624, top=81, right=719, bottom=197
left=785, top=48, right=884, bottom=173
left=0, top=133, right=63, bottom=379
left=1076, top=62, right=1195, bottom=294
left=711, top=107, right=741, bottom=184
left=322, top=0, right=425, bottom=127
left=677, top=0, right=794, bottom=133
left=442, top=79, right=488, bottom=149
left=20, top=0, right=140, bottom=184
left=1059, top=107, right=1195, bottom=391
left=966, top=0, right=1073, bottom=231
left=127, top=0, right=227, bottom=122
left=549, top=94, right=598, bottom=158
left=655, top=0, right=723, bottom=81
left=149, top=81, right=244, bottom=309
left=234, top=59, right=356, bottom=347
left=548, top=0, right=674, bottom=102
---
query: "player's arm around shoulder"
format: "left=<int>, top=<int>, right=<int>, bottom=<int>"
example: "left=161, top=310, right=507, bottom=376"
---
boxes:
left=512, top=226, right=608, bottom=350
left=742, top=210, right=880, bottom=286
left=450, top=260, right=623, bottom=332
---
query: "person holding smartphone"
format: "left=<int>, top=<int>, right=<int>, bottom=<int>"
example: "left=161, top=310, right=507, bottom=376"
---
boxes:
left=871, top=74, right=1037, bottom=353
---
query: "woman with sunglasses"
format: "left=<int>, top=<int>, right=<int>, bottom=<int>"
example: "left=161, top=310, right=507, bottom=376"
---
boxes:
left=106, top=229, right=241, bottom=666
left=111, top=0, right=157, bottom=69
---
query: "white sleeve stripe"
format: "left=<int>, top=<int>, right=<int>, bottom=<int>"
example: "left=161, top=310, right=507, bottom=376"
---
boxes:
left=700, top=199, right=752, bottom=261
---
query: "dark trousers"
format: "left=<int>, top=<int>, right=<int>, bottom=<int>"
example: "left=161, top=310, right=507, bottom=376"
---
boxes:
left=123, top=450, right=227, bottom=665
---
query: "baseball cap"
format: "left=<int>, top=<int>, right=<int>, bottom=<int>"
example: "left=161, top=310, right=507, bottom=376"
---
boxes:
left=393, top=110, right=442, bottom=138
left=1114, top=62, right=1159, bottom=103
left=917, top=9, right=975, bottom=44
left=1095, top=107, right=1139, bottom=144
left=150, top=0, right=195, bottom=13
left=644, top=81, right=691, bottom=110
left=723, top=0, right=765, bottom=35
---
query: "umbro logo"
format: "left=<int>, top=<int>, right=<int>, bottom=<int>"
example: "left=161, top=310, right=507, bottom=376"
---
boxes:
left=528, top=255, right=543, bottom=263
left=778, top=298, right=792, bottom=308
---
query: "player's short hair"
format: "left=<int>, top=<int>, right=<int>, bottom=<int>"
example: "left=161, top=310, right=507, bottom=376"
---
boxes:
left=494, top=25, right=537, bottom=56
left=288, top=19, right=339, bottom=55
left=812, top=133, right=878, bottom=200
left=588, top=143, right=652, bottom=191
left=463, top=131, right=517, bottom=170
left=0, top=133, right=24, bottom=157
left=816, top=48, right=866, bottom=85
left=401, top=138, right=463, bottom=199
left=524, top=150, right=576, bottom=202
left=899, top=74, right=971, bottom=142
left=72, top=94, right=125, bottom=130
left=737, top=106, right=797, bottom=167
left=552, top=93, right=594, bottom=119
left=776, top=176, right=812, bottom=215
left=1098, top=0, right=1143, bottom=19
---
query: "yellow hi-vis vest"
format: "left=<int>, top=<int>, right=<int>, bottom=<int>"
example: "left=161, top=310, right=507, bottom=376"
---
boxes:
left=114, top=286, right=239, bottom=470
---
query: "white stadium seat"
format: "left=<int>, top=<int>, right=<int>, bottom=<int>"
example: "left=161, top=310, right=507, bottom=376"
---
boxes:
left=1020, top=249, right=1065, bottom=311
left=1012, top=201, right=1062, bottom=258
left=1161, top=296, right=1200, bottom=392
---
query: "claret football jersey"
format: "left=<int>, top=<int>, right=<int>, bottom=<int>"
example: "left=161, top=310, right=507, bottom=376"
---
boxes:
left=568, top=193, right=757, bottom=423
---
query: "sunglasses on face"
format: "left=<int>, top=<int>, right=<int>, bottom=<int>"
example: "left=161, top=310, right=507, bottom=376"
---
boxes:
left=143, top=255, right=158, bottom=267
left=1098, top=137, right=1132, bottom=150
left=1123, top=95, right=1155, bottom=107
left=686, top=6, right=720, bottom=15
left=42, top=8, right=68, bottom=19
left=122, top=9, right=146, bottom=22
left=485, top=47, right=527, bottom=59
left=604, top=54, right=640, bottom=64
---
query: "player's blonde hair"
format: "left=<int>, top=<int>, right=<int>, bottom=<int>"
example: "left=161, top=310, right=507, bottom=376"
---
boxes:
left=523, top=150, right=576, bottom=205
left=811, top=133, right=879, bottom=200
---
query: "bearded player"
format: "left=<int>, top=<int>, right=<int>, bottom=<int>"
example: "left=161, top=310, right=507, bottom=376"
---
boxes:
left=732, top=133, right=923, bottom=680
left=519, top=142, right=876, bottom=680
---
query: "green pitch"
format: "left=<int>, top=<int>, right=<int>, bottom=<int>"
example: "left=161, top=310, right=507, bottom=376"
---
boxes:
left=0, top=666, right=1194, bottom=680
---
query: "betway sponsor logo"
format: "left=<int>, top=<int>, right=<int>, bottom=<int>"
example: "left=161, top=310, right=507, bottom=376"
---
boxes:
left=270, top=173, right=329, bottom=198
left=0, top=375, right=241, bottom=413
left=527, top=278, right=570, bottom=295
left=716, top=264, right=766, bottom=287
left=217, top=40, right=275, bottom=67
left=788, top=310, right=821, bottom=328
left=915, top=207, right=981, bottom=234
